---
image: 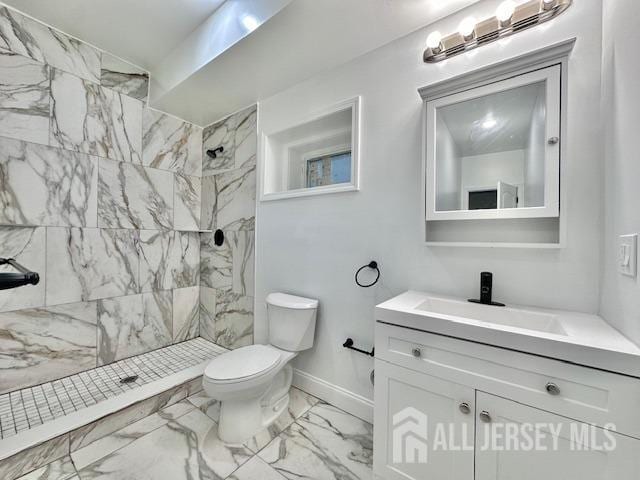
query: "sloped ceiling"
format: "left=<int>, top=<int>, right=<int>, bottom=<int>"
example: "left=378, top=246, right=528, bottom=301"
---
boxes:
left=3, top=0, right=482, bottom=125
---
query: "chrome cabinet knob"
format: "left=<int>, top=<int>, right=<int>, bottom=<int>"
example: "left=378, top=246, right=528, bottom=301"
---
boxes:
left=479, top=411, right=492, bottom=423
left=459, top=402, right=471, bottom=415
left=548, top=136, right=560, bottom=145
left=411, top=348, right=422, bottom=358
left=545, top=382, right=561, bottom=396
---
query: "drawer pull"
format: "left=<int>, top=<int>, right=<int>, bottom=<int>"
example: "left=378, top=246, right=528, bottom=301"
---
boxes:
left=479, top=411, right=492, bottom=423
left=545, top=382, right=561, bottom=396
left=459, top=402, right=471, bottom=415
left=411, top=348, right=422, bottom=358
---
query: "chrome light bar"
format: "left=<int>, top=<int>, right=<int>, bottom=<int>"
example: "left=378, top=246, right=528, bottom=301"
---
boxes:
left=423, top=0, right=572, bottom=63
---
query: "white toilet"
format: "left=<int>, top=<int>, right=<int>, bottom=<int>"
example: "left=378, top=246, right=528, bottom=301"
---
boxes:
left=203, top=292, right=318, bottom=444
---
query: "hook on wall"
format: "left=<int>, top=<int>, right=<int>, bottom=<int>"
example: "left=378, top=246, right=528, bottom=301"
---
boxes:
left=206, top=146, right=224, bottom=159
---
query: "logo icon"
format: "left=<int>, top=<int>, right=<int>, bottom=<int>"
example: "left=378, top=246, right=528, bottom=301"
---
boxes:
left=392, top=407, right=428, bottom=464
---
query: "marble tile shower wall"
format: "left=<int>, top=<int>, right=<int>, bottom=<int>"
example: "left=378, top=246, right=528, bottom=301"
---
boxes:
left=200, top=105, right=257, bottom=350
left=0, top=6, right=204, bottom=395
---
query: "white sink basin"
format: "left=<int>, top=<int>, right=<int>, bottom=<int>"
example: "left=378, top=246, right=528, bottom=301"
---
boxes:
left=415, top=297, right=567, bottom=336
left=376, top=291, right=640, bottom=378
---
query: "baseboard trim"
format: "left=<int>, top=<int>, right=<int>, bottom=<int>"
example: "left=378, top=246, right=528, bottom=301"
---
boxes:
left=292, top=369, right=374, bottom=423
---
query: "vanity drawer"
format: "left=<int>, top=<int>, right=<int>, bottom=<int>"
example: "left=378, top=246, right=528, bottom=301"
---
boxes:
left=376, top=322, right=640, bottom=439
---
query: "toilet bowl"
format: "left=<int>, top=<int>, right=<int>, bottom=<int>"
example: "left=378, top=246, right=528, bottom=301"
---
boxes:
left=203, top=293, right=318, bottom=444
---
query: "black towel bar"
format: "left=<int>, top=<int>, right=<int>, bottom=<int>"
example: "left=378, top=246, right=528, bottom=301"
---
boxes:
left=343, top=338, right=375, bottom=357
left=0, top=258, right=40, bottom=291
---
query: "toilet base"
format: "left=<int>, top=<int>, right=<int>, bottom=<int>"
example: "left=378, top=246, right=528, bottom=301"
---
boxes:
left=217, top=364, right=293, bottom=444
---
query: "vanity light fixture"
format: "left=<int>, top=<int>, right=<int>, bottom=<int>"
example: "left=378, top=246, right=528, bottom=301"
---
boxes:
left=496, top=1, right=516, bottom=27
left=426, top=31, right=443, bottom=54
left=241, top=14, right=260, bottom=33
left=459, top=17, right=477, bottom=41
left=423, top=0, right=572, bottom=63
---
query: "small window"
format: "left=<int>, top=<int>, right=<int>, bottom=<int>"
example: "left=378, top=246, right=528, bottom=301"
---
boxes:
left=306, top=151, right=352, bottom=188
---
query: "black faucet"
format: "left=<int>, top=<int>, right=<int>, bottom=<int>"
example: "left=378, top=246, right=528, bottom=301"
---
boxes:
left=468, top=272, right=505, bottom=307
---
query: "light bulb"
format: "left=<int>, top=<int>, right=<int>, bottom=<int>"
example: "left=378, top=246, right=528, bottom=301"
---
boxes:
left=482, top=118, right=497, bottom=129
left=496, top=0, right=516, bottom=26
left=459, top=17, right=476, bottom=40
left=426, top=31, right=443, bottom=53
left=542, top=0, right=557, bottom=10
left=241, top=15, right=260, bottom=33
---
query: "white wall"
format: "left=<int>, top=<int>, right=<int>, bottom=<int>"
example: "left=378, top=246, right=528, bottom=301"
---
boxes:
left=599, top=0, right=640, bottom=345
left=524, top=91, right=547, bottom=207
left=435, top=115, right=462, bottom=211
left=255, top=0, right=604, bottom=405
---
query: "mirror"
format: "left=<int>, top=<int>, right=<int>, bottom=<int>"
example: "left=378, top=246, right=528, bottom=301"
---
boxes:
left=261, top=97, right=360, bottom=200
left=425, top=65, right=561, bottom=221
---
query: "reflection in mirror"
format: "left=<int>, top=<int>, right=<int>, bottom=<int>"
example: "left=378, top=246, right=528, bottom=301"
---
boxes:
left=262, top=97, right=360, bottom=200
left=435, top=80, right=546, bottom=212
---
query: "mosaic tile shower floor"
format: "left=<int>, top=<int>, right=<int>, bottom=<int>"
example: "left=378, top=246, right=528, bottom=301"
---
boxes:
left=0, top=338, right=221, bottom=439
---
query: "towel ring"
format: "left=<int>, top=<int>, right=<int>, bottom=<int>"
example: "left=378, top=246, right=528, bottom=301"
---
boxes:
left=355, top=261, right=380, bottom=288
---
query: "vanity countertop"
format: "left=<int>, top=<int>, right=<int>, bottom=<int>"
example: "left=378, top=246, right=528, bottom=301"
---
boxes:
left=376, top=291, right=640, bottom=378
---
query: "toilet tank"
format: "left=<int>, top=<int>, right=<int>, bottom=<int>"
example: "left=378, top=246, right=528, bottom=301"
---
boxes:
left=267, top=293, right=318, bottom=352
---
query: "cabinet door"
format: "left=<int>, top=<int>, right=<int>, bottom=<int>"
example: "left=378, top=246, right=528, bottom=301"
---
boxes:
left=373, top=359, right=475, bottom=480
left=475, top=392, right=640, bottom=480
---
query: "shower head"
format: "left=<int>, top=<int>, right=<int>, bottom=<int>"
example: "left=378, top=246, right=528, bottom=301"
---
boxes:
left=206, top=146, right=224, bottom=159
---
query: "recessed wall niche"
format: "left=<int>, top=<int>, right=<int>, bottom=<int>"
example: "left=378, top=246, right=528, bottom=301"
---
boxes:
left=260, top=97, right=360, bottom=201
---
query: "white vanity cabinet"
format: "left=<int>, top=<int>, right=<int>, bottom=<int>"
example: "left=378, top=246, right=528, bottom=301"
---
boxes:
left=474, top=393, right=640, bottom=480
left=373, top=322, right=640, bottom=480
left=374, top=360, right=475, bottom=480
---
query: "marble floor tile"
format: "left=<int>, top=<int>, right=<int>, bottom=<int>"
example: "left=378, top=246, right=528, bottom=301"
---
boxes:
left=142, top=108, right=202, bottom=176
left=0, top=50, right=50, bottom=145
left=0, top=6, right=101, bottom=82
left=71, top=400, right=195, bottom=470
left=0, top=137, right=98, bottom=227
left=258, top=403, right=373, bottom=480
left=202, top=113, right=236, bottom=174
left=233, top=105, right=257, bottom=169
left=183, top=376, right=204, bottom=396
left=212, top=291, right=254, bottom=349
left=97, top=291, right=172, bottom=365
left=201, top=230, right=254, bottom=295
left=173, top=287, right=200, bottom=342
left=45, top=227, right=139, bottom=306
left=231, top=231, right=255, bottom=297
left=100, top=53, right=149, bottom=102
left=201, top=165, right=256, bottom=232
left=50, top=69, right=142, bottom=163
left=69, top=382, right=193, bottom=451
left=199, top=286, right=217, bottom=343
left=174, top=173, right=201, bottom=231
left=98, top=159, right=173, bottom=230
left=228, top=455, right=287, bottom=480
left=75, top=408, right=253, bottom=480
left=0, top=301, right=97, bottom=394
left=138, top=230, right=199, bottom=292
left=186, top=390, right=220, bottom=422
left=15, top=455, right=77, bottom=480
left=0, top=433, right=69, bottom=480
left=0, top=227, right=45, bottom=313
left=245, top=388, right=320, bottom=453
left=200, top=230, right=232, bottom=291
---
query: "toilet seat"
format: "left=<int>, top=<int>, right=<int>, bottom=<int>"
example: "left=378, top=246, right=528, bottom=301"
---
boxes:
left=204, top=345, right=282, bottom=384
